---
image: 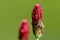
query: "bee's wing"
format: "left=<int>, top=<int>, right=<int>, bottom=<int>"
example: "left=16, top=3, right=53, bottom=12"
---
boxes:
left=41, top=21, right=45, bottom=28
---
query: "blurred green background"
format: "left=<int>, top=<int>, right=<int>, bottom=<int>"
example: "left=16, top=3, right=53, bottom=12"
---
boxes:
left=0, top=0, right=60, bottom=40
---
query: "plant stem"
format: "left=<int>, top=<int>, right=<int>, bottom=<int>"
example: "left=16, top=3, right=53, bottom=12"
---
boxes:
left=37, top=38, right=39, bottom=40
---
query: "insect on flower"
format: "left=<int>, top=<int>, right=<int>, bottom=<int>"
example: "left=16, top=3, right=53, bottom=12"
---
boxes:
left=32, top=4, right=45, bottom=40
left=19, top=19, right=30, bottom=40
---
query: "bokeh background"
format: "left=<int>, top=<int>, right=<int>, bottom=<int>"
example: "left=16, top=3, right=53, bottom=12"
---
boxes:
left=0, top=0, right=60, bottom=40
